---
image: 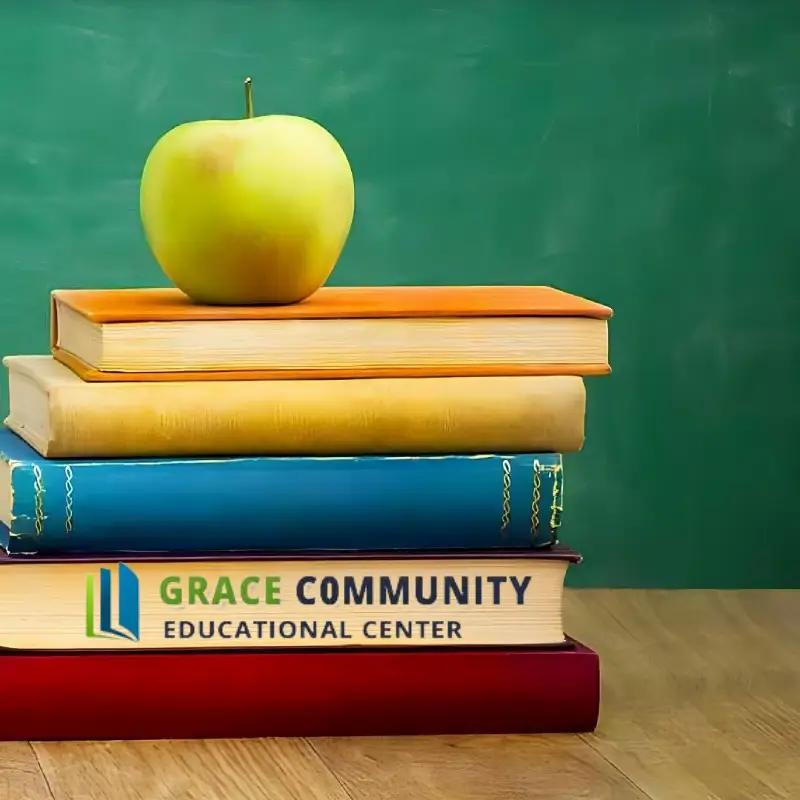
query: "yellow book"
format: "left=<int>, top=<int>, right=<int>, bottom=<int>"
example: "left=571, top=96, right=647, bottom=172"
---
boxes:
left=3, top=355, right=587, bottom=459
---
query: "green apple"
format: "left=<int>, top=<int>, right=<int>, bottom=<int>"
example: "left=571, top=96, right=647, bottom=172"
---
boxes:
left=140, top=78, right=355, bottom=305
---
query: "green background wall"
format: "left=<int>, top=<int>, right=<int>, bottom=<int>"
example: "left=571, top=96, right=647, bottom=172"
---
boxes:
left=1, top=1, right=798, bottom=587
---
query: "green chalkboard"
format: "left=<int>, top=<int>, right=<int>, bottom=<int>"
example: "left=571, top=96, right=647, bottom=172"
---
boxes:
left=1, top=0, right=798, bottom=587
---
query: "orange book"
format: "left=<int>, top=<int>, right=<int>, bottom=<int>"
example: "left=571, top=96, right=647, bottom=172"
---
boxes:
left=50, top=286, right=613, bottom=382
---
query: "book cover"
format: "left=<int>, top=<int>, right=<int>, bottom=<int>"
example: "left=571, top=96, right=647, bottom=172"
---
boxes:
left=0, top=642, right=600, bottom=740
left=0, top=428, right=566, bottom=555
left=0, top=547, right=579, bottom=651
left=51, top=285, right=614, bottom=323
left=4, top=355, right=587, bottom=459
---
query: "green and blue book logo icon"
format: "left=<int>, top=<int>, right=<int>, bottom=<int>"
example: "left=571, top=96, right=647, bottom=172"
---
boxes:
left=85, top=563, right=140, bottom=642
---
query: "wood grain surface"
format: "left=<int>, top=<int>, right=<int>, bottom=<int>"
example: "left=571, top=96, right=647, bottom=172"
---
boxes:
left=2, top=589, right=798, bottom=799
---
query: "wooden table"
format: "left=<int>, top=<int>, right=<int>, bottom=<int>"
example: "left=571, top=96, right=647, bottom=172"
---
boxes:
left=4, top=590, right=799, bottom=799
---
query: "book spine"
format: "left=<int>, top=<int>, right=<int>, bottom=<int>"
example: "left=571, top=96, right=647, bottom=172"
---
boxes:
left=6, top=454, right=565, bottom=554
left=0, top=555, right=570, bottom=650
left=40, top=374, right=586, bottom=458
left=0, top=646, right=600, bottom=740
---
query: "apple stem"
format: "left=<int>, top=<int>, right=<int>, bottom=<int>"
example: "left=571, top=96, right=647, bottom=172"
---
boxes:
left=244, top=77, right=254, bottom=118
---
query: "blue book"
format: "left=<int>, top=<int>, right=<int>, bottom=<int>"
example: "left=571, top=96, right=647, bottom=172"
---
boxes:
left=0, top=428, right=564, bottom=556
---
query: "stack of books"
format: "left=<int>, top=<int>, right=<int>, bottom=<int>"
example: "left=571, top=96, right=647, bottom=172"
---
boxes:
left=0, top=284, right=612, bottom=741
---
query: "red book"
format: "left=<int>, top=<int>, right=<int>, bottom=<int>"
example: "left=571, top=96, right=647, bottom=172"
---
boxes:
left=0, top=641, right=599, bottom=740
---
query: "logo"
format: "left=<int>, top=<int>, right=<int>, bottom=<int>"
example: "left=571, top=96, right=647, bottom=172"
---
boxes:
left=85, top=563, right=140, bottom=641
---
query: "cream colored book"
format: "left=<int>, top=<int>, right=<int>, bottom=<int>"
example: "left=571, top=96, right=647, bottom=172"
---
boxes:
left=4, top=355, right=587, bottom=458
left=0, top=550, right=579, bottom=651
